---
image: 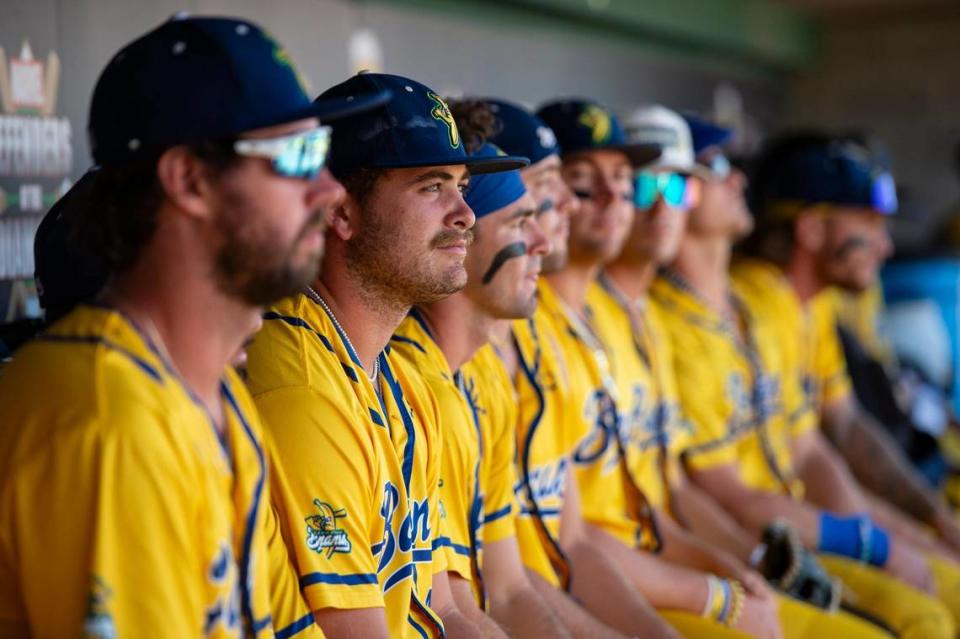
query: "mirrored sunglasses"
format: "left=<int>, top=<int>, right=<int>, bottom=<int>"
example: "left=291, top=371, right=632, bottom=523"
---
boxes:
left=233, top=126, right=332, bottom=180
left=634, top=171, right=697, bottom=210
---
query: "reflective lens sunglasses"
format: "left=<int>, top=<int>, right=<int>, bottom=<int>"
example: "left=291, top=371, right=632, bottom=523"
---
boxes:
left=703, top=153, right=731, bottom=180
left=634, top=171, right=697, bottom=210
left=870, top=171, right=898, bottom=215
left=233, top=126, right=332, bottom=180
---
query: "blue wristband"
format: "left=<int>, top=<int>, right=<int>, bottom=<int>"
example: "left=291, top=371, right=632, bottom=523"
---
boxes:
left=865, top=519, right=890, bottom=567
left=817, top=513, right=890, bottom=567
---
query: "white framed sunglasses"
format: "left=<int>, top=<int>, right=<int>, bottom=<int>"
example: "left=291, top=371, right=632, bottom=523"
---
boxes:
left=234, top=126, right=332, bottom=180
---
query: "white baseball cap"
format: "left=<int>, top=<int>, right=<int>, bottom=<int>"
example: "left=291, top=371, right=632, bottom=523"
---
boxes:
left=624, top=104, right=713, bottom=179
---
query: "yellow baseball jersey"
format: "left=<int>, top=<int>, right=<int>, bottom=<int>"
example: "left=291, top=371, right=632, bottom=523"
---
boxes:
left=536, top=281, right=660, bottom=551
left=461, top=343, right=519, bottom=547
left=832, top=283, right=894, bottom=366
left=586, top=276, right=691, bottom=515
left=510, top=281, right=580, bottom=588
left=0, top=304, right=319, bottom=639
left=651, top=274, right=811, bottom=497
left=731, top=259, right=853, bottom=415
left=390, top=312, right=481, bottom=600
left=245, top=294, right=443, bottom=639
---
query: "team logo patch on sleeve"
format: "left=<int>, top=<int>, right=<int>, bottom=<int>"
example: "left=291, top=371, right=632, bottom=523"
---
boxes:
left=83, top=576, right=116, bottom=639
left=305, top=499, right=352, bottom=558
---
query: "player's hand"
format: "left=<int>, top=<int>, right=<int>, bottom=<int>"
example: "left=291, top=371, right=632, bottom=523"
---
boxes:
left=734, top=592, right=782, bottom=639
left=887, top=540, right=935, bottom=594
left=738, top=569, right=774, bottom=599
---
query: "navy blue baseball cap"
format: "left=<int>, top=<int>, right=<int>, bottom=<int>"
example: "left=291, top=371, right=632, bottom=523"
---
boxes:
left=34, top=170, right=109, bottom=323
left=319, top=73, right=524, bottom=176
left=682, top=114, right=734, bottom=155
left=483, top=98, right=560, bottom=165
left=89, top=15, right=390, bottom=166
left=536, top=99, right=660, bottom=167
left=752, top=133, right=898, bottom=217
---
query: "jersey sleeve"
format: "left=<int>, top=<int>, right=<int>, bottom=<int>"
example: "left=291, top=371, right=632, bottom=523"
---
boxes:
left=82, top=408, right=211, bottom=637
left=262, top=500, right=326, bottom=638
left=257, top=385, right=384, bottom=613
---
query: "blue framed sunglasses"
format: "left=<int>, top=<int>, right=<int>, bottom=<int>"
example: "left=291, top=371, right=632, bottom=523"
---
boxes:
left=634, top=171, right=698, bottom=210
left=233, top=126, right=332, bottom=180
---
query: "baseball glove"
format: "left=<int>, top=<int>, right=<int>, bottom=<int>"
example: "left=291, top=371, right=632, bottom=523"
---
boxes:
left=755, top=519, right=842, bottom=612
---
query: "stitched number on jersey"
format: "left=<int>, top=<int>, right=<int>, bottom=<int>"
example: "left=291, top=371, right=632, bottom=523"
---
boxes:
left=305, top=499, right=352, bottom=558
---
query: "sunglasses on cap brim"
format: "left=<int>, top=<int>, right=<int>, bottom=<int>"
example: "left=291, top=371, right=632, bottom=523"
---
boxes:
left=634, top=171, right=700, bottom=211
left=233, top=126, right=332, bottom=180
left=871, top=172, right=898, bottom=215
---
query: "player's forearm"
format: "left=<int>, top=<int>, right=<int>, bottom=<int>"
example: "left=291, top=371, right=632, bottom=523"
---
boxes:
left=822, top=400, right=939, bottom=523
left=444, top=572, right=506, bottom=639
left=590, top=527, right=715, bottom=613
left=489, top=583, right=573, bottom=639
left=657, top=512, right=748, bottom=580
left=672, top=480, right=757, bottom=562
left=564, top=537, right=678, bottom=639
left=793, top=433, right=867, bottom=514
left=694, top=477, right=820, bottom=548
left=449, top=606, right=506, bottom=639
left=525, top=568, right=631, bottom=639
left=866, top=492, right=955, bottom=558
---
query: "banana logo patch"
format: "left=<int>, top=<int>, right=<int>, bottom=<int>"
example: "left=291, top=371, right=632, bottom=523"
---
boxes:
left=578, top=105, right=612, bottom=145
left=428, top=91, right=461, bottom=149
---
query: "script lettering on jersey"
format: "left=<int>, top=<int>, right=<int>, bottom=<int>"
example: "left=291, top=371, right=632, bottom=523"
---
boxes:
left=726, top=372, right=782, bottom=431
left=202, top=543, right=242, bottom=635
left=377, top=481, right=431, bottom=590
left=516, top=458, right=568, bottom=516
left=621, top=384, right=685, bottom=452
left=574, top=387, right=620, bottom=471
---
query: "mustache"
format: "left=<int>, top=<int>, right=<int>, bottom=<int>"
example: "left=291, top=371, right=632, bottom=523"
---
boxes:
left=431, top=228, right=475, bottom=249
left=832, top=235, right=872, bottom=258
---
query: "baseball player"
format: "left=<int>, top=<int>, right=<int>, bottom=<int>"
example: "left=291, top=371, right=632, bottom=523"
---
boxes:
left=652, top=127, right=955, bottom=638
left=528, top=99, right=787, bottom=638
left=732, top=133, right=960, bottom=627
left=0, top=15, right=368, bottom=638
left=243, top=73, right=520, bottom=639
left=477, top=98, right=664, bottom=638
left=390, top=99, right=576, bottom=637
left=495, top=98, right=693, bottom=639
left=737, top=135, right=960, bottom=551
left=590, top=104, right=895, bottom=638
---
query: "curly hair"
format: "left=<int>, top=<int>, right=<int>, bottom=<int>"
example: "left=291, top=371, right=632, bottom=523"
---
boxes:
left=448, top=98, right=501, bottom=153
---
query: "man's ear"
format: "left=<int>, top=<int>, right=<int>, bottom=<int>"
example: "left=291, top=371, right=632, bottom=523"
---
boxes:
left=155, top=146, right=218, bottom=222
left=794, top=208, right=826, bottom=253
left=328, top=192, right=361, bottom=242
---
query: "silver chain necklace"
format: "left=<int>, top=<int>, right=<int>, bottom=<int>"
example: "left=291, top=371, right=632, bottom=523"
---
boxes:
left=304, top=286, right=380, bottom=384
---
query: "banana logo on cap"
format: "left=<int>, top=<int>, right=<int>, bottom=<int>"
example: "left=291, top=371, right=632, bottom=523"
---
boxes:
left=428, top=91, right=461, bottom=149
left=578, top=104, right=612, bottom=145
